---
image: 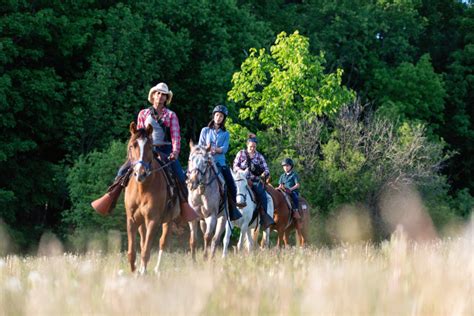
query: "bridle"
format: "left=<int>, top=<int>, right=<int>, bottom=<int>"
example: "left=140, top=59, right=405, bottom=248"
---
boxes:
left=128, top=135, right=173, bottom=180
left=187, top=151, right=220, bottom=192
left=234, top=177, right=256, bottom=206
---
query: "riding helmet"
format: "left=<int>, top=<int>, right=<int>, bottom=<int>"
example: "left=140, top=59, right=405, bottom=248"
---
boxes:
left=212, top=105, right=228, bottom=117
left=281, top=158, right=294, bottom=167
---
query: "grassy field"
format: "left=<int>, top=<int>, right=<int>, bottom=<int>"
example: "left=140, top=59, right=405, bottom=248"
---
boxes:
left=1, top=223, right=472, bottom=316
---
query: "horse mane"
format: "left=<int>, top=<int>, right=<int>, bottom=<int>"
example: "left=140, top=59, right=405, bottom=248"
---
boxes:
left=129, top=128, right=150, bottom=143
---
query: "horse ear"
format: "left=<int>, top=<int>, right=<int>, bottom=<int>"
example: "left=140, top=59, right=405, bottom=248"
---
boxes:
left=129, top=122, right=137, bottom=134
left=205, top=144, right=211, bottom=152
left=189, top=139, right=194, bottom=150
left=146, top=124, right=153, bottom=136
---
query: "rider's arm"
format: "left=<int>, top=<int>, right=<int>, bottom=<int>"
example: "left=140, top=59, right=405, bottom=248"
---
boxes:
left=169, top=111, right=181, bottom=158
left=136, top=108, right=149, bottom=129
left=260, top=154, right=270, bottom=178
left=219, top=131, right=230, bottom=155
left=198, top=127, right=208, bottom=147
left=233, top=150, right=246, bottom=171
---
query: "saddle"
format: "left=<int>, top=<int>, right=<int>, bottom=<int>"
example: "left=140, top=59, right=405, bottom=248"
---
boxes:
left=154, top=152, right=179, bottom=212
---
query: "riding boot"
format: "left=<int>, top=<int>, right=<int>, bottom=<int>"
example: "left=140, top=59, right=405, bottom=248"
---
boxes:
left=228, top=196, right=242, bottom=221
left=259, top=207, right=275, bottom=230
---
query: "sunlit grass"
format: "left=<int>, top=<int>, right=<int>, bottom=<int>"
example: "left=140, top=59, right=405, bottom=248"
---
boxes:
left=1, top=226, right=472, bottom=316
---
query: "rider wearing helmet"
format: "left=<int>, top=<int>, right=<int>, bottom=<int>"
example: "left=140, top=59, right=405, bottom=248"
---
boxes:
left=277, top=158, right=301, bottom=219
left=198, top=104, right=241, bottom=220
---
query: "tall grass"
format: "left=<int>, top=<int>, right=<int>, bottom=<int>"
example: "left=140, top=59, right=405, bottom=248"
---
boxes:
left=1, top=224, right=472, bottom=316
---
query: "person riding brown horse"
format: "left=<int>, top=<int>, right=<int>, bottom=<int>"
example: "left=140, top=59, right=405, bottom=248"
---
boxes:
left=124, top=122, right=180, bottom=273
left=93, top=82, right=197, bottom=221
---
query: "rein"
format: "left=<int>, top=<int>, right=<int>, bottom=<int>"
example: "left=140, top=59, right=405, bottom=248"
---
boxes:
left=128, top=143, right=174, bottom=179
left=187, top=158, right=220, bottom=191
left=235, top=178, right=256, bottom=205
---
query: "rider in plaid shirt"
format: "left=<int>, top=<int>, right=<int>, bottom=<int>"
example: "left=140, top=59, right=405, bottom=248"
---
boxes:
left=233, top=133, right=275, bottom=229
left=137, top=106, right=181, bottom=158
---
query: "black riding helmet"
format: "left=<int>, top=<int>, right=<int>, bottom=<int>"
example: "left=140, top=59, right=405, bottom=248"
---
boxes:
left=212, top=104, right=228, bottom=117
left=281, top=158, right=294, bottom=168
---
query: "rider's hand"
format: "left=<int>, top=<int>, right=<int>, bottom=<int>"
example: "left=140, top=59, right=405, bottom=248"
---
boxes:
left=168, top=151, right=178, bottom=160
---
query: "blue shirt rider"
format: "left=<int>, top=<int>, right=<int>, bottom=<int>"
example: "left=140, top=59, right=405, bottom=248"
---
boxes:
left=198, top=105, right=241, bottom=220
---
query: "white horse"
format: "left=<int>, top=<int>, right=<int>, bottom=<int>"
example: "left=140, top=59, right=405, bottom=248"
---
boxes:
left=222, top=169, right=274, bottom=257
left=187, top=143, right=227, bottom=260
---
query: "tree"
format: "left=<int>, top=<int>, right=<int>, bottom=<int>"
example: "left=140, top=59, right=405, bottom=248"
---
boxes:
left=368, top=54, right=446, bottom=136
left=228, top=31, right=354, bottom=133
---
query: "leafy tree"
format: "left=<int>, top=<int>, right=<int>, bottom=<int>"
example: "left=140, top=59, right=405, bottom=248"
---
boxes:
left=62, top=140, right=127, bottom=249
left=228, top=31, right=354, bottom=132
left=368, top=54, right=446, bottom=136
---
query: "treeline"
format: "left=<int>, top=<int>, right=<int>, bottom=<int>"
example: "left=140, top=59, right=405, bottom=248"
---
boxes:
left=0, top=0, right=472, bottom=250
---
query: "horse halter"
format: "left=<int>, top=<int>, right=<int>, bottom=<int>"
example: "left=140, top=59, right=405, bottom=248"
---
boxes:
left=187, top=150, right=218, bottom=192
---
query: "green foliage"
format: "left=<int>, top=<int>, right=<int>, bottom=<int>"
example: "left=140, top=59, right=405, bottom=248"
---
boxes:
left=228, top=31, right=354, bottom=131
left=62, top=141, right=126, bottom=243
left=1, top=0, right=472, bottom=248
left=370, top=54, right=446, bottom=135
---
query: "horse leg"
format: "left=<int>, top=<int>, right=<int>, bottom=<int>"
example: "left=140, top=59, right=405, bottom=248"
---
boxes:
left=211, top=216, right=226, bottom=258
left=139, top=219, right=158, bottom=275
left=222, top=220, right=232, bottom=258
left=252, top=226, right=259, bottom=246
left=188, top=220, right=198, bottom=262
left=276, top=229, right=285, bottom=248
left=127, top=217, right=138, bottom=272
left=154, top=222, right=169, bottom=274
left=203, top=215, right=216, bottom=259
left=260, top=227, right=270, bottom=249
left=138, top=225, right=146, bottom=254
left=283, top=230, right=290, bottom=248
left=245, top=226, right=254, bottom=253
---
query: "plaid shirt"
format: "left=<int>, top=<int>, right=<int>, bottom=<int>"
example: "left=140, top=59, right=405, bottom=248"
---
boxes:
left=233, top=149, right=270, bottom=181
left=137, top=107, right=181, bottom=155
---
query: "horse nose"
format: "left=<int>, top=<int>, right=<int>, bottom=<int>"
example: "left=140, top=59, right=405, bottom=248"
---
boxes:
left=137, top=174, right=146, bottom=182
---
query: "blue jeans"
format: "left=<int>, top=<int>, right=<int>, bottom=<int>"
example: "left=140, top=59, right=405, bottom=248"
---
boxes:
left=116, top=144, right=186, bottom=186
left=153, top=144, right=186, bottom=185
left=290, top=191, right=299, bottom=209
left=251, top=180, right=268, bottom=214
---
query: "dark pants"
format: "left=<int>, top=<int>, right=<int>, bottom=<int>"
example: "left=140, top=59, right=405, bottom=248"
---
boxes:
left=117, top=160, right=131, bottom=178
left=290, top=191, right=299, bottom=209
left=251, top=180, right=268, bottom=214
left=116, top=144, right=186, bottom=186
left=153, top=145, right=186, bottom=185
left=217, top=164, right=237, bottom=203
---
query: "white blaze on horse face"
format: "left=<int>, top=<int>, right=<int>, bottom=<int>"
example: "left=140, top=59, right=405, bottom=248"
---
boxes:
left=133, top=137, right=148, bottom=179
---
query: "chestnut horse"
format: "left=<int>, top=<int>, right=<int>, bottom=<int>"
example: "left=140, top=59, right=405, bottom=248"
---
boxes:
left=124, top=122, right=180, bottom=274
left=264, top=184, right=310, bottom=247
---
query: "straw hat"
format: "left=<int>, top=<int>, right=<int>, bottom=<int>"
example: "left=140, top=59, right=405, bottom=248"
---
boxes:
left=148, top=82, right=173, bottom=105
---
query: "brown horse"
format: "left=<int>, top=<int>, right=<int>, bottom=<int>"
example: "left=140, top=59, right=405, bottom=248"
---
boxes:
left=264, top=184, right=310, bottom=247
left=124, top=122, right=180, bottom=274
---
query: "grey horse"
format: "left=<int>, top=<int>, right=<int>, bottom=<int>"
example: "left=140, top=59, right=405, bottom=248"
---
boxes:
left=186, top=143, right=227, bottom=260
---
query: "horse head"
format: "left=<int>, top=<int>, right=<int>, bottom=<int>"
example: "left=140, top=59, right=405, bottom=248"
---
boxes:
left=128, top=122, right=154, bottom=183
left=232, top=169, right=252, bottom=208
left=187, top=142, right=212, bottom=191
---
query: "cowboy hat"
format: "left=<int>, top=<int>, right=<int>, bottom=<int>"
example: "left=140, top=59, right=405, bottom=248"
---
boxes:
left=148, top=82, right=173, bottom=105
